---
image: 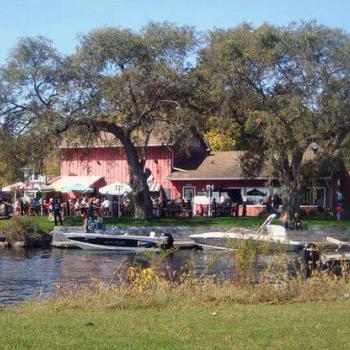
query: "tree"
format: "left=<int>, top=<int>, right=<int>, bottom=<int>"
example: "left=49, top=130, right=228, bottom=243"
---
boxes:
left=197, top=22, right=350, bottom=215
left=0, top=23, right=197, bottom=219
left=0, top=127, right=55, bottom=185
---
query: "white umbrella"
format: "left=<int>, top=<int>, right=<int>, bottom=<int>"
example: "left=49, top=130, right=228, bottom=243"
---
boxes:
left=2, top=182, right=25, bottom=192
left=99, top=182, right=132, bottom=196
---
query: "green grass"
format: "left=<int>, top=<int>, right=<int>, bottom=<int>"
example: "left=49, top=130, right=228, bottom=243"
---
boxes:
left=0, top=300, right=349, bottom=349
left=1, top=215, right=350, bottom=233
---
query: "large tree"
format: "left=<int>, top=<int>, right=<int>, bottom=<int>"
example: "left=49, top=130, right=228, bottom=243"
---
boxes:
left=197, top=22, right=350, bottom=214
left=0, top=23, right=197, bottom=218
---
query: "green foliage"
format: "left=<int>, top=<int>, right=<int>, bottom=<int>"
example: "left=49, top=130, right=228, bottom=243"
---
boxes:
left=0, top=23, right=198, bottom=219
left=1, top=216, right=51, bottom=247
left=230, top=238, right=270, bottom=280
left=197, top=22, right=350, bottom=214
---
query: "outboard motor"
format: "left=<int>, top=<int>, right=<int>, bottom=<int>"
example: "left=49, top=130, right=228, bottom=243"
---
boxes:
left=303, top=243, right=320, bottom=277
left=160, top=233, right=174, bottom=250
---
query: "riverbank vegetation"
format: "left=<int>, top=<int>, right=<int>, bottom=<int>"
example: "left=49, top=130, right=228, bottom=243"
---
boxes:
left=1, top=264, right=350, bottom=349
left=1, top=232, right=350, bottom=348
left=0, top=216, right=51, bottom=247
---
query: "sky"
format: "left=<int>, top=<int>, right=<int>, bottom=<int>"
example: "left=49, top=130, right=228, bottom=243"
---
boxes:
left=0, top=0, right=349, bottom=63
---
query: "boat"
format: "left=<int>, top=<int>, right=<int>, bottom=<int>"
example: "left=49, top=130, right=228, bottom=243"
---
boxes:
left=59, top=230, right=174, bottom=251
left=189, top=214, right=304, bottom=252
left=303, top=237, right=350, bottom=276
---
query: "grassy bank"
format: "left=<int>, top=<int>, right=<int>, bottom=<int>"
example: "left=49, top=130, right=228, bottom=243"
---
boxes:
left=1, top=233, right=350, bottom=349
left=1, top=215, right=349, bottom=233
left=1, top=283, right=350, bottom=349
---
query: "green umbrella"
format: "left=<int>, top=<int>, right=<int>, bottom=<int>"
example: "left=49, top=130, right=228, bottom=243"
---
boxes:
left=61, top=184, right=94, bottom=193
left=247, top=188, right=266, bottom=196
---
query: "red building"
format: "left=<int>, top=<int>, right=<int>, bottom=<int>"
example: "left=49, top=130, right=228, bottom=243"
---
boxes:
left=58, top=131, right=345, bottom=215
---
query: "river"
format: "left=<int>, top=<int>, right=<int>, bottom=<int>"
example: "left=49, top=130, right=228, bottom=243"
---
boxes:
left=0, top=248, right=240, bottom=305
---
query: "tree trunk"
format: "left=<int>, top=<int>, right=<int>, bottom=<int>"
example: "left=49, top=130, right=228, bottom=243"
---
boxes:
left=275, top=151, right=303, bottom=218
left=121, top=137, right=152, bottom=220
left=280, top=182, right=302, bottom=217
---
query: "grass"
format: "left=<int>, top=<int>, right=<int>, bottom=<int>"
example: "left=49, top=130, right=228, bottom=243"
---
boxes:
left=0, top=284, right=350, bottom=350
left=1, top=215, right=350, bottom=234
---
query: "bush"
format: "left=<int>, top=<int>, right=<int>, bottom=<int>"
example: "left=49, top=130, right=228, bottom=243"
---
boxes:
left=1, top=216, right=51, bottom=247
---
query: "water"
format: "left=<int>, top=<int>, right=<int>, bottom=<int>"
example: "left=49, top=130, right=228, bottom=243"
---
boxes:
left=0, top=248, right=239, bottom=305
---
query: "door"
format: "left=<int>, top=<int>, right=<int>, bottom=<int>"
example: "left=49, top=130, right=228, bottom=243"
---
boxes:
left=183, top=186, right=195, bottom=201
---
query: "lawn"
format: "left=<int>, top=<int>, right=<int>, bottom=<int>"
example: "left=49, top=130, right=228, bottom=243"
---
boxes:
left=1, top=215, right=349, bottom=233
left=0, top=300, right=349, bottom=349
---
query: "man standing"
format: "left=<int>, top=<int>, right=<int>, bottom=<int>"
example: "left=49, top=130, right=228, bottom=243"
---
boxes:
left=52, top=199, right=63, bottom=226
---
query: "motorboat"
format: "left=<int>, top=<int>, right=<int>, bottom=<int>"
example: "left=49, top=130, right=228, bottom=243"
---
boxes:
left=189, top=214, right=304, bottom=252
left=303, top=237, right=350, bottom=276
left=58, top=229, right=174, bottom=251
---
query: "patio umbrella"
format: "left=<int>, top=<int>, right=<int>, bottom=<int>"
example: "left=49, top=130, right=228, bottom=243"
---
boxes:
left=99, top=182, right=132, bottom=196
left=34, top=184, right=56, bottom=192
left=2, top=182, right=25, bottom=192
left=61, top=184, right=94, bottom=193
left=247, top=188, right=267, bottom=196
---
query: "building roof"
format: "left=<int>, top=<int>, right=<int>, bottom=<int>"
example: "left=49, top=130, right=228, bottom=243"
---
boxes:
left=59, top=130, right=178, bottom=148
left=169, top=151, right=270, bottom=180
left=168, top=150, right=335, bottom=181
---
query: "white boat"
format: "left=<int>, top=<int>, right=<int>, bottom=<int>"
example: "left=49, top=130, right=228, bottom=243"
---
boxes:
left=189, top=214, right=303, bottom=252
left=59, top=230, right=174, bottom=251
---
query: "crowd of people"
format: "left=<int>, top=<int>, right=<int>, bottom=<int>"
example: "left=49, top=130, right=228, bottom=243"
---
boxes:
left=12, top=196, right=133, bottom=220
left=1, top=190, right=346, bottom=225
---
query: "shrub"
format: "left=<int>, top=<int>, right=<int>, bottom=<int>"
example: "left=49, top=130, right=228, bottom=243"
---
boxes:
left=1, top=216, right=51, bottom=247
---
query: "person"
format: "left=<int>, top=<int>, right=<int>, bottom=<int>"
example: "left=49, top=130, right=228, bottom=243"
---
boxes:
left=242, top=201, right=247, bottom=217
left=336, top=203, right=344, bottom=221
left=86, top=201, right=94, bottom=220
left=111, top=197, right=118, bottom=217
left=65, top=199, right=71, bottom=217
left=160, top=198, right=167, bottom=218
left=266, top=196, right=273, bottom=212
left=272, top=195, right=282, bottom=213
left=315, top=197, right=324, bottom=214
left=211, top=198, right=217, bottom=216
left=337, top=191, right=344, bottom=204
left=14, top=198, right=22, bottom=216
left=85, top=201, right=95, bottom=232
left=282, top=212, right=289, bottom=229
left=52, top=199, right=63, bottom=226
left=101, top=197, right=111, bottom=216
left=293, top=212, right=302, bottom=230
left=187, top=199, right=193, bottom=218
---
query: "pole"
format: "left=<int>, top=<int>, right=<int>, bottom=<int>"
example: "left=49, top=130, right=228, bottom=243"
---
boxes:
left=118, top=185, right=121, bottom=217
left=208, top=185, right=211, bottom=217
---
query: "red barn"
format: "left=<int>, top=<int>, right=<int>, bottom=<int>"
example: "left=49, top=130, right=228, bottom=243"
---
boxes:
left=57, top=130, right=345, bottom=215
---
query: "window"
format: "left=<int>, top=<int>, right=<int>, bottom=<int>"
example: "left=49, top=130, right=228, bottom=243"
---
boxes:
left=183, top=186, right=195, bottom=201
left=301, top=187, right=325, bottom=206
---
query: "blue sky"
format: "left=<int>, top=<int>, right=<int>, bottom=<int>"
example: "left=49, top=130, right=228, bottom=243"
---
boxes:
left=1, top=0, right=349, bottom=63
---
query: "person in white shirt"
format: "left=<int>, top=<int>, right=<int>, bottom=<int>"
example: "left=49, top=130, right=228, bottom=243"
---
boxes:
left=101, top=198, right=111, bottom=216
